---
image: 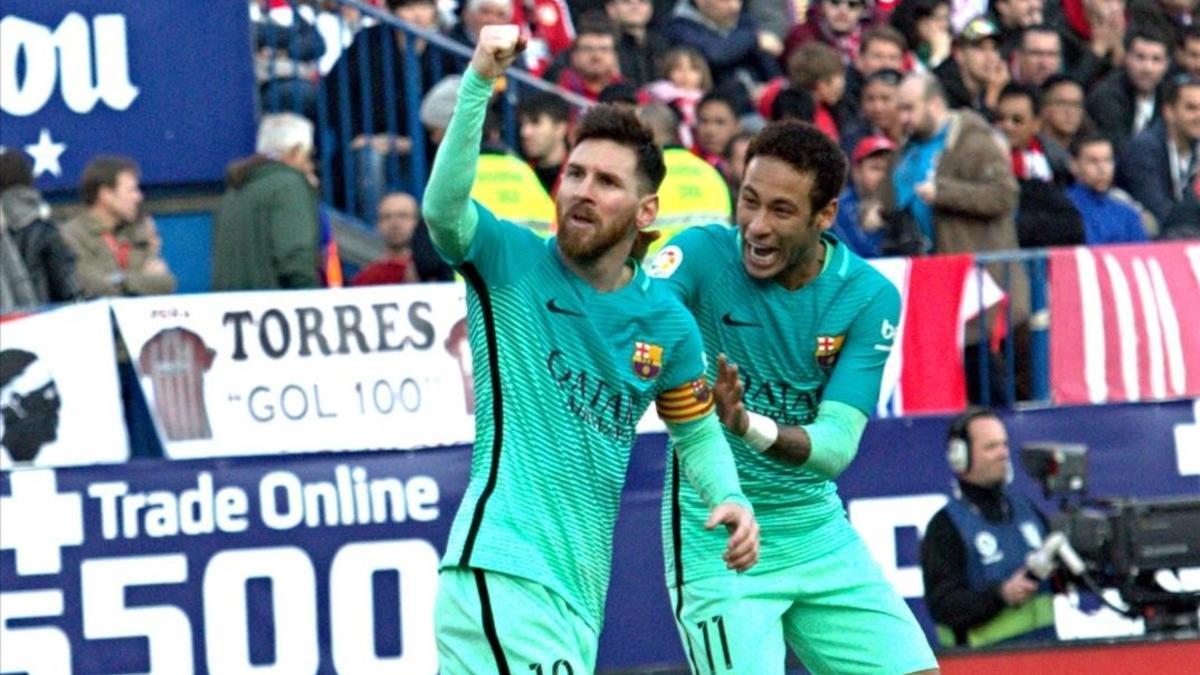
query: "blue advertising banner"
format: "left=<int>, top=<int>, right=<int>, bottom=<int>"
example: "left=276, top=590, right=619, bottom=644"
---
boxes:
left=0, top=0, right=258, bottom=191
left=2, top=401, right=1197, bottom=673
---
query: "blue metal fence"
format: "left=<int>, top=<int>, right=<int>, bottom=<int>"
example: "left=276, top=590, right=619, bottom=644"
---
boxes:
left=971, top=251, right=1052, bottom=408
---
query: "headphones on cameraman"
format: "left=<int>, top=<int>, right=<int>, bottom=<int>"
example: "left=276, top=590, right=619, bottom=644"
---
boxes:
left=946, top=407, right=995, bottom=474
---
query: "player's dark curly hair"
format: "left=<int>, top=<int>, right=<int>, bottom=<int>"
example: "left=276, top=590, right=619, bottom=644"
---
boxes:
left=744, top=121, right=847, bottom=213
left=573, top=104, right=666, bottom=195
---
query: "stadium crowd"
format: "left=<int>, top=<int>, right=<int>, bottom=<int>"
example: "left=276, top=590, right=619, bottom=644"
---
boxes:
left=3, top=0, right=1199, bottom=371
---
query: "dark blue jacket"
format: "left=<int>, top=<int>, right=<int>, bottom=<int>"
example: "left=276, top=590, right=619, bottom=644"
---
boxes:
left=665, top=3, right=780, bottom=90
left=1116, top=119, right=1183, bottom=226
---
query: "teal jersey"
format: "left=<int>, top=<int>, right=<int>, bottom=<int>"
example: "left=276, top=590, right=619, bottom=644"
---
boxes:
left=653, top=225, right=901, bottom=584
left=440, top=202, right=716, bottom=630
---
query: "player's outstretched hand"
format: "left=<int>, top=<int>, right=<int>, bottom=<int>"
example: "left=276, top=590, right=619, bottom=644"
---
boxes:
left=714, top=354, right=749, bottom=436
left=470, top=24, right=527, bottom=80
left=706, top=501, right=760, bottom=572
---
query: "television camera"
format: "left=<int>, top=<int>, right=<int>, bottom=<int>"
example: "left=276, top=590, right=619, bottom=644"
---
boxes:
left=1020, top=442, right=1200, bottom=634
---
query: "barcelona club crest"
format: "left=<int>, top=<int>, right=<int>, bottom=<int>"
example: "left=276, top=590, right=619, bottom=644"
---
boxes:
left=814, top=335, right=845, bottom=368
left=632, top=341, right=663, bottom=379
left=691, top=377, right=712, bottom=403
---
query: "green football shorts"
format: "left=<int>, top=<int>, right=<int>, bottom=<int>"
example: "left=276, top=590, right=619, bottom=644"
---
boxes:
left=669, top=531, right=937, bottom=674
left=435, top=566, right=597, bottom=674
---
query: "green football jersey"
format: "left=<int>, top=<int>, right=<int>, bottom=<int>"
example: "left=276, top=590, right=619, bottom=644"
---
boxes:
left=440, top=202, right=717, bottom=630
left=652, top=225, right=901, bottom=584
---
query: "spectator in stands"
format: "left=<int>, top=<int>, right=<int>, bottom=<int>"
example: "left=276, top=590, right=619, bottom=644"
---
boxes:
left=448, top=0, right=513, bottom=51
left=0, top=207, right=33, bottom=313
left=882, top=73, right=1019, bottom=256
left=1038, top=74, right=1090, bottom=153
left=514, top=0, right=576, bottom=74
left=844, top=25, right=910, bottom=120
left=988, top=0, right=1044, bottom=56
left=598, top=81, right=640, bottom=108
left=553, top=12, right=624, bottom=102
left=788, top=42, right=850, bottom=142
left=605, top=0, right=667, bottom=87
left=0, top=150, right=79, bottom=308
left=921, top=409, right=1057, bottom=648
left=1011, top=25, right=1063, bottom=87
left=891, top=0, right=954, bottom=71
left=833, top=135, right=897, bottom=258
left=252, top=0, right=326, bottom=120
left=783, top=0, right=874, bottom=67
left=1116, top=75, right=1200, bottom=224
left=843, top=68, right=906, bottom=155
left=1086, top=27, right=1172, bottom=152
left=936, top=15, right=1008, bottom=119
left=665, top=0, right=782, bottom=92
left=637, top=103, right=733, bottom=256
left=473, top=104, right=559, bottom=236
left=722, top=130, right=754, bottom=189
left=643, top=47, right=712, bottom=147
left=1058, top=0, right=1127, bottom=89
left=857, top=24, right=910, bottom=75
left=694, top=92, right=744, bottom=175
left=212, top=113, right=319, bottom=290
left=420, top=74, right=462, bottom=147
left=1068, top=134, right=1150, bottom=243
left=1178, top=25, right=1200, bottom=79
left=352, top=192, right=424, bottom=285
left=63, top=157, right=175, bottom=298
left=769, top=87, right=817, bottom=122
left=1130, top=0, right=1199, bottom=49
left=1161, top=171, right=1200, bottom=238
left=322, top=0, right=452, bottom=218
left=995, top=83, right=1085, bottom=248
left=518, top=92, right=572, bottom=195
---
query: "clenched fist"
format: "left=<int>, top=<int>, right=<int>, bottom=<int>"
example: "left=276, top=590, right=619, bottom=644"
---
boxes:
left=470, top=24, right=526, bottom=80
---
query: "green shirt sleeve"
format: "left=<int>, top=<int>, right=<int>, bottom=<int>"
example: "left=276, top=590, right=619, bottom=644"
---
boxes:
left=800, top=400, right=868, bottom=480
left=421, top=67, right=494, bottom=262
left=822, top=281, right=901, bottom=414
left=666, top=414, right=751, bottom=511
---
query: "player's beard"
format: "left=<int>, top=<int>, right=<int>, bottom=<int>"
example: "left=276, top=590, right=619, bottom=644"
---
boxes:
left=557, top=202, right=637, bottom=265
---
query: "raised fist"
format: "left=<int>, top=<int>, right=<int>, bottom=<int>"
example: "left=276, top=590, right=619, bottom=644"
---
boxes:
left=470, top=24, right=526, bottom=80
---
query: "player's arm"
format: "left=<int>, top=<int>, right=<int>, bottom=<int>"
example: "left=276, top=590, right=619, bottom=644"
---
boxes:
left=660, top=398, right=760, bottom=573
left=421, top=26, right=524, bottom=262
left=713, top=357, right=864, bottom=478
left=714, top=283, right=901, bottom=479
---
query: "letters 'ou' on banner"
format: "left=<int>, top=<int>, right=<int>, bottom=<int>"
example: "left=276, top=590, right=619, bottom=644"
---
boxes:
left=0, top=302, right=128, bottom=468
left=0, top=1, right=257, bottom=190
left=110, top=284, right=473, bottom=459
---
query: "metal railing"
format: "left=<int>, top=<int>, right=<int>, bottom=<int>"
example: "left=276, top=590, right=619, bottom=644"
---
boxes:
left=970, top=250, right=1051, bottom=408
left=257, top=0, right=591, bottom=224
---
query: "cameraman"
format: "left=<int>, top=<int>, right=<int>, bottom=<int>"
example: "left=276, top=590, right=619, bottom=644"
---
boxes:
left=920, top=408, right=1057, bottom=647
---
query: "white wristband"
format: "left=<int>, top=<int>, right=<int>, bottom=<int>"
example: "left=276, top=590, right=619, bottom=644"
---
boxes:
left=741, top=411, right=779, bottom=452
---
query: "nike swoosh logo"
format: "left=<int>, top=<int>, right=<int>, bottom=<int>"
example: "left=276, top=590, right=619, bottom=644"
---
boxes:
left=546, top=299, right=584, bottom=317
left=722, top=312, right=762, bottom=328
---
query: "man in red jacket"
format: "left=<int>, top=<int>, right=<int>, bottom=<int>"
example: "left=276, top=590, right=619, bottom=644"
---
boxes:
left=352, top=192, right=421, bottom=285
